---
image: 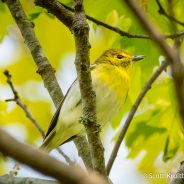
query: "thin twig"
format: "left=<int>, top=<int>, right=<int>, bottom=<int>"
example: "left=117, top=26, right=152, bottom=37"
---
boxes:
left=106, top=60, right=169, bottom=174
left=155, top=0, right=184, bottom=27
left=57, top=148, right=74, bottom=165
left=165, top=30, right=184, bottom=39
left=4, top=70, right=45, bottom=137
left=60, top=2, right=148, bottom=39
left=3, top=70, right=74, bottom=165
left=60, top=1, right=184, bottom=40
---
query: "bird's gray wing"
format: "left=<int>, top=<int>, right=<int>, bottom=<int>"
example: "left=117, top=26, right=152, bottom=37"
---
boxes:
left=44, top=64, right=97, bottom=140
left=44, top=79, right=77, bottom=140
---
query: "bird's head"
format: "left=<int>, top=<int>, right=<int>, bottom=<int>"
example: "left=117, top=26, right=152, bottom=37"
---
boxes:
left=95, top=49, right=144, bottom=70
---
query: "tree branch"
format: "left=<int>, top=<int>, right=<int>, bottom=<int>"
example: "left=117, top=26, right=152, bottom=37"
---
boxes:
left=60, top=2, right=149, bottom=39
left=60, top=2, right=184, bottom=40
left=4, top=0, right=91, bottom=168
left=35, top=0, right=184, bottom=40
left=3, top=70, right=45, bottom=137
left=155, top=0, right=184, bottom=27
left=106, top=59, right=169, bottom=174
left=124, top=0, right=184, bottom=125
left=0, top=129, right=108, bottom=184
left=3, top=70, right=74, bottom=165
left=35, top=0, right=74, bottom=29
left=165, top=31, right=184, bottom=39
left=35, top=0, right=92, bottom=169
left=35, top=0, right=105, bottom=174
left=5, top=0, right=63, bottom=108
left=0, top=174, right=59, bottom=184
left=72, top=0, right=106, bottom=175
left=56, top=148, right=74, bottom=165
left=107, top=0, right=184, bottom=174
left=73, top=136, right=93, bottom=168
left=124, top=0, right=177, bottom=61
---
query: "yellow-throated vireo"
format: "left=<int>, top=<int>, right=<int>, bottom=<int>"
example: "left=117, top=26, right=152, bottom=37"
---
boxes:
left=40, top=49, right=144, bottom=152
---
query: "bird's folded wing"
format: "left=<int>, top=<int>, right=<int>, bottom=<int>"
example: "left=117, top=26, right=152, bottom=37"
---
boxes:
left=43, top=79, right=77, bottom=140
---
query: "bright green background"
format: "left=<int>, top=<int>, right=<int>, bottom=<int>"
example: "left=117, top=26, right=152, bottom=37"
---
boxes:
left=0, top=0, right=184, bottom=183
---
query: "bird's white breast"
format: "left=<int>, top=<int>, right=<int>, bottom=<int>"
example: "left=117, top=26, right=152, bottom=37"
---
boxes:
left=57, top=78, right=126, bottom=135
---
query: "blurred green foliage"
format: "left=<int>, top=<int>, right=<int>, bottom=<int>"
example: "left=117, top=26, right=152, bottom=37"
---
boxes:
left=0, top=0, right=184, bottom=183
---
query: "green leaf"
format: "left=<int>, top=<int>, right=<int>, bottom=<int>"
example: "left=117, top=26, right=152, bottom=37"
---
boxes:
left=28, top=6, right=43, bottom=21
left=0, top=1, right=5, bottom=12
left=126, top=121, right=166, bottom=148
left=29, top=12, right=42, bottom=20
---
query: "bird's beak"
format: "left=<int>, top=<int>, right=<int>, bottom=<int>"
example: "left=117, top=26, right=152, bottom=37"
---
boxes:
left=132, top=55, right=144, bottom=62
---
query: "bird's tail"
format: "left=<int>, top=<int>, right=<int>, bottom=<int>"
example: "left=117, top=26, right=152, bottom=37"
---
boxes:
left=39, top=130, right=56, bottom=153
left=39, top=128, right=72, bottom=153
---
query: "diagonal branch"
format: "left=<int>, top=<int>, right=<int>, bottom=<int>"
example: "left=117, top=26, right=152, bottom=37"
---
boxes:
left=36, top=0, right=184, bottom=40
left=3, top=70, right=74, bottom=165
left=4, top=70, right=45, bottom=137
left=60, top=2, right=184, bottom=40
left=60, top=2, right=149, bottom=39
left=107, top=60, right=169, bottom=174
left=107, top=0, right=184, bottom=174
left=155, top=0, right=184, bottom=27
left=124, top=0, right=184, bottom=128
left=124, top=0, right=177, bottom=61
left=5, top=0, right=63, bottom=108
left=0, top=129, right=108, bottom=184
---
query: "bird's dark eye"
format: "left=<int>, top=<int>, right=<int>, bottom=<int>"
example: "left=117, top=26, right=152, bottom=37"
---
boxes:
left=117, top=54, right=124, bottom=59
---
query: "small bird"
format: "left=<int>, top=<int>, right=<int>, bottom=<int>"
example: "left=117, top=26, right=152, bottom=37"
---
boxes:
left=40, top=49, right=144, bottom=152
